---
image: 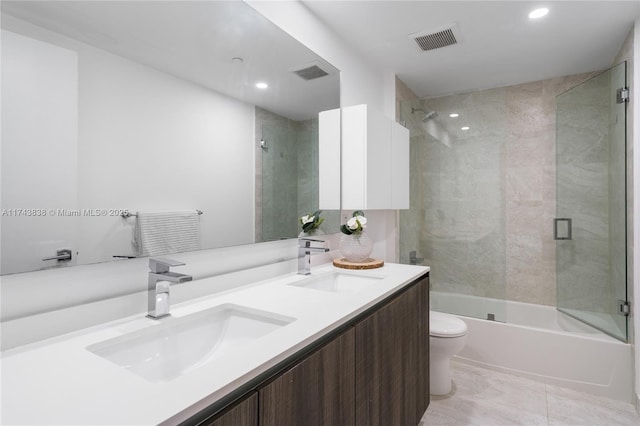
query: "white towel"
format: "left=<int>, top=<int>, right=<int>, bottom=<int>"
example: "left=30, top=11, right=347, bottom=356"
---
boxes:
left=133, top=210, right=201, bottom=257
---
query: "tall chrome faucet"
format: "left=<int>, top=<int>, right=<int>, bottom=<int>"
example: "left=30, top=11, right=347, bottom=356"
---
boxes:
left=298, top=237, right=329, bottom=275
left=147, top=257, right=192, bottom=319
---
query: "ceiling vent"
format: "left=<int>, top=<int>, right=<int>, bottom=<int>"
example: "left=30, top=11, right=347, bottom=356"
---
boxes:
left=410, top=23, right=461, bottom=52
left=294, top=64, right=329, bottom=80
left=291, top=60, right=337, bottom=81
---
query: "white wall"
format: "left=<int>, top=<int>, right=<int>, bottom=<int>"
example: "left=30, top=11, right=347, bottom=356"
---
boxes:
left=1, top=16, right=255, bottom=271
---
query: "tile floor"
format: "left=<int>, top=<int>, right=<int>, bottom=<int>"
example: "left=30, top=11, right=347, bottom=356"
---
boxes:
left=420, top=360, right=640, bottom=425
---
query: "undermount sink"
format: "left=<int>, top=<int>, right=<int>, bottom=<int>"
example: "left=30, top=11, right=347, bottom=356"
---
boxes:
left=291, top=271, right=384, bottom=294
left=87, top=304, right=295, bottom=383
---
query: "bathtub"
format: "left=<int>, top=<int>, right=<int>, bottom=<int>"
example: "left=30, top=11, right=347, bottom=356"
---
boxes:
left=431, top=291, right=633, bottom=403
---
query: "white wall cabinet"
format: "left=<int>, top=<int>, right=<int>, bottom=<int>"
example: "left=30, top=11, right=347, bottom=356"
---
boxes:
left=340, top=104, right=409, bottom=210
left=319, top=108, right=341, bottom=210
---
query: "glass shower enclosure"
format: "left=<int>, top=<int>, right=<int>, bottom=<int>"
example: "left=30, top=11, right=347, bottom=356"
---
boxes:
left=555, top=62, right=629, bottom=341
left=399, top=62, right=629, bottom=342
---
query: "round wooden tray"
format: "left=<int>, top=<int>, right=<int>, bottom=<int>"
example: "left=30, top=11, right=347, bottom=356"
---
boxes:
left=333, top=257, right=384, bottom=270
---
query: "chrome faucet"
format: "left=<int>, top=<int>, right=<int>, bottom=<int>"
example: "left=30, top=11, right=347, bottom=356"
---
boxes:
left=147, top=257, right=192, bottom=319
left=298, top=237, right=329, bottom=275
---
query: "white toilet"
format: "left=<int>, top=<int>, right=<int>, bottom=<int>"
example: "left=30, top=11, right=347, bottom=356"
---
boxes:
left=429, top=311, right=468, bottom=395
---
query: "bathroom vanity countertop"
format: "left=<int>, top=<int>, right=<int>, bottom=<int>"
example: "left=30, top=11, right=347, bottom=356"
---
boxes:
left=1, top=262, right=428, bottom=425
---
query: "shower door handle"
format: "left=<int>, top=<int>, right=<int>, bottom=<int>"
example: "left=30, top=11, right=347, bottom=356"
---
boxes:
left=554, top=218, right=572, bottom=240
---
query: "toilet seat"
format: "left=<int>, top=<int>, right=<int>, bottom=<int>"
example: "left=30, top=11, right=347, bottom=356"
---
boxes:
left=430, top=311, right=467, bottom=338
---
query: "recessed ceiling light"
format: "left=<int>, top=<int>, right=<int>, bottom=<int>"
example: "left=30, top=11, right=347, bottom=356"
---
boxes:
left=255, top=82, right=268, bottom=89
left=528, top=8, right=549, bottom=19
left=461, top=126, right=470, bottom=131
left=449, top=113, right=459, bottom=118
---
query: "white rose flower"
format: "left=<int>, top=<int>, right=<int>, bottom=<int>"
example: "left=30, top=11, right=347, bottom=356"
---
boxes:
left=356, top=216, right=367, bottom=227
left=347, top=217, right=359, bottom=230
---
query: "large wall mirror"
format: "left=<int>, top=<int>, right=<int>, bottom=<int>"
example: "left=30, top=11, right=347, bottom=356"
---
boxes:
left=1, top=1, right=341, bottom=275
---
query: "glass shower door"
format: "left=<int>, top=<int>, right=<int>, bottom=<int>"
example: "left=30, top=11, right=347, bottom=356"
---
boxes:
left=555, top=62, right=628, bottom=341
left=398, top=97, right=507, bottom=322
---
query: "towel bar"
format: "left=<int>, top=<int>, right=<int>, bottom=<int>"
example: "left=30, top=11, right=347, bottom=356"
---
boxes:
left=121, top=210, right=203, bottom=218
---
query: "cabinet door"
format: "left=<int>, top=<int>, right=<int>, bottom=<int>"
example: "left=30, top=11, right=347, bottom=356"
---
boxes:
left=319, top=108, right=341, bottom=210
left=364, top=106, right=392, bottom=209
left=260, top=328, right=355, bottom=426
left=341, top=104, right=368, bottom=209
left=341, top=104, right=391, bottom=210
left=202, top=392, right=258, bottom=426
left=355, top=284, right=420, bottom=426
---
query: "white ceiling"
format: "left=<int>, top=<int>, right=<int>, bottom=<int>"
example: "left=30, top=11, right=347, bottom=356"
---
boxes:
left=302, top=0, right=640, bottom=98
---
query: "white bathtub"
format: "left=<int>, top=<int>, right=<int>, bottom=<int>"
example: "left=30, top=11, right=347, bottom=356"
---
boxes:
left=431, top=291, right=633, bottom=402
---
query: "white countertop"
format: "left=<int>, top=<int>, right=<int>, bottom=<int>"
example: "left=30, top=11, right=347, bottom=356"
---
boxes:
left=1, top=262, right=428, bottom=425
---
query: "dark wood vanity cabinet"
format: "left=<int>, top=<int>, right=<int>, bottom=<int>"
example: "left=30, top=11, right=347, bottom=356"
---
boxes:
left=355, top=281, right=424, bottom=426
left=197, top=273, right=430, bottom=426
left=259, top=328, right=355, bottom=426
left=201, top=392, right=258, bottom=426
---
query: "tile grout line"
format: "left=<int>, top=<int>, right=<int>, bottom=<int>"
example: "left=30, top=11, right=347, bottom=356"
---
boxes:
left=544, top=383, right=551, bottom=425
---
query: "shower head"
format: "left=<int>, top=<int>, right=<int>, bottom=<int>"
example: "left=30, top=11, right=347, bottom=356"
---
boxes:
left=423, top=110, right=438, bottom=121
left=411, top=107, right=438, bottom=122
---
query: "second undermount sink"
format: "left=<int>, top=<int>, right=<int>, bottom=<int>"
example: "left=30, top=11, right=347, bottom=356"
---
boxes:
left=291, top=271, right=385, bottom=295
left=87, top=304, right=295, bottom=383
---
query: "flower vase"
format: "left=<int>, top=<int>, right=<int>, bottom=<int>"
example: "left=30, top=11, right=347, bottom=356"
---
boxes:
left=339, top=231, right=373, bottom=262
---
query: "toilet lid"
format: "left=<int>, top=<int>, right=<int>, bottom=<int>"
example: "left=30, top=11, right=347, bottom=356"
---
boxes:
left=430, top=311, right=467, bottom=337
